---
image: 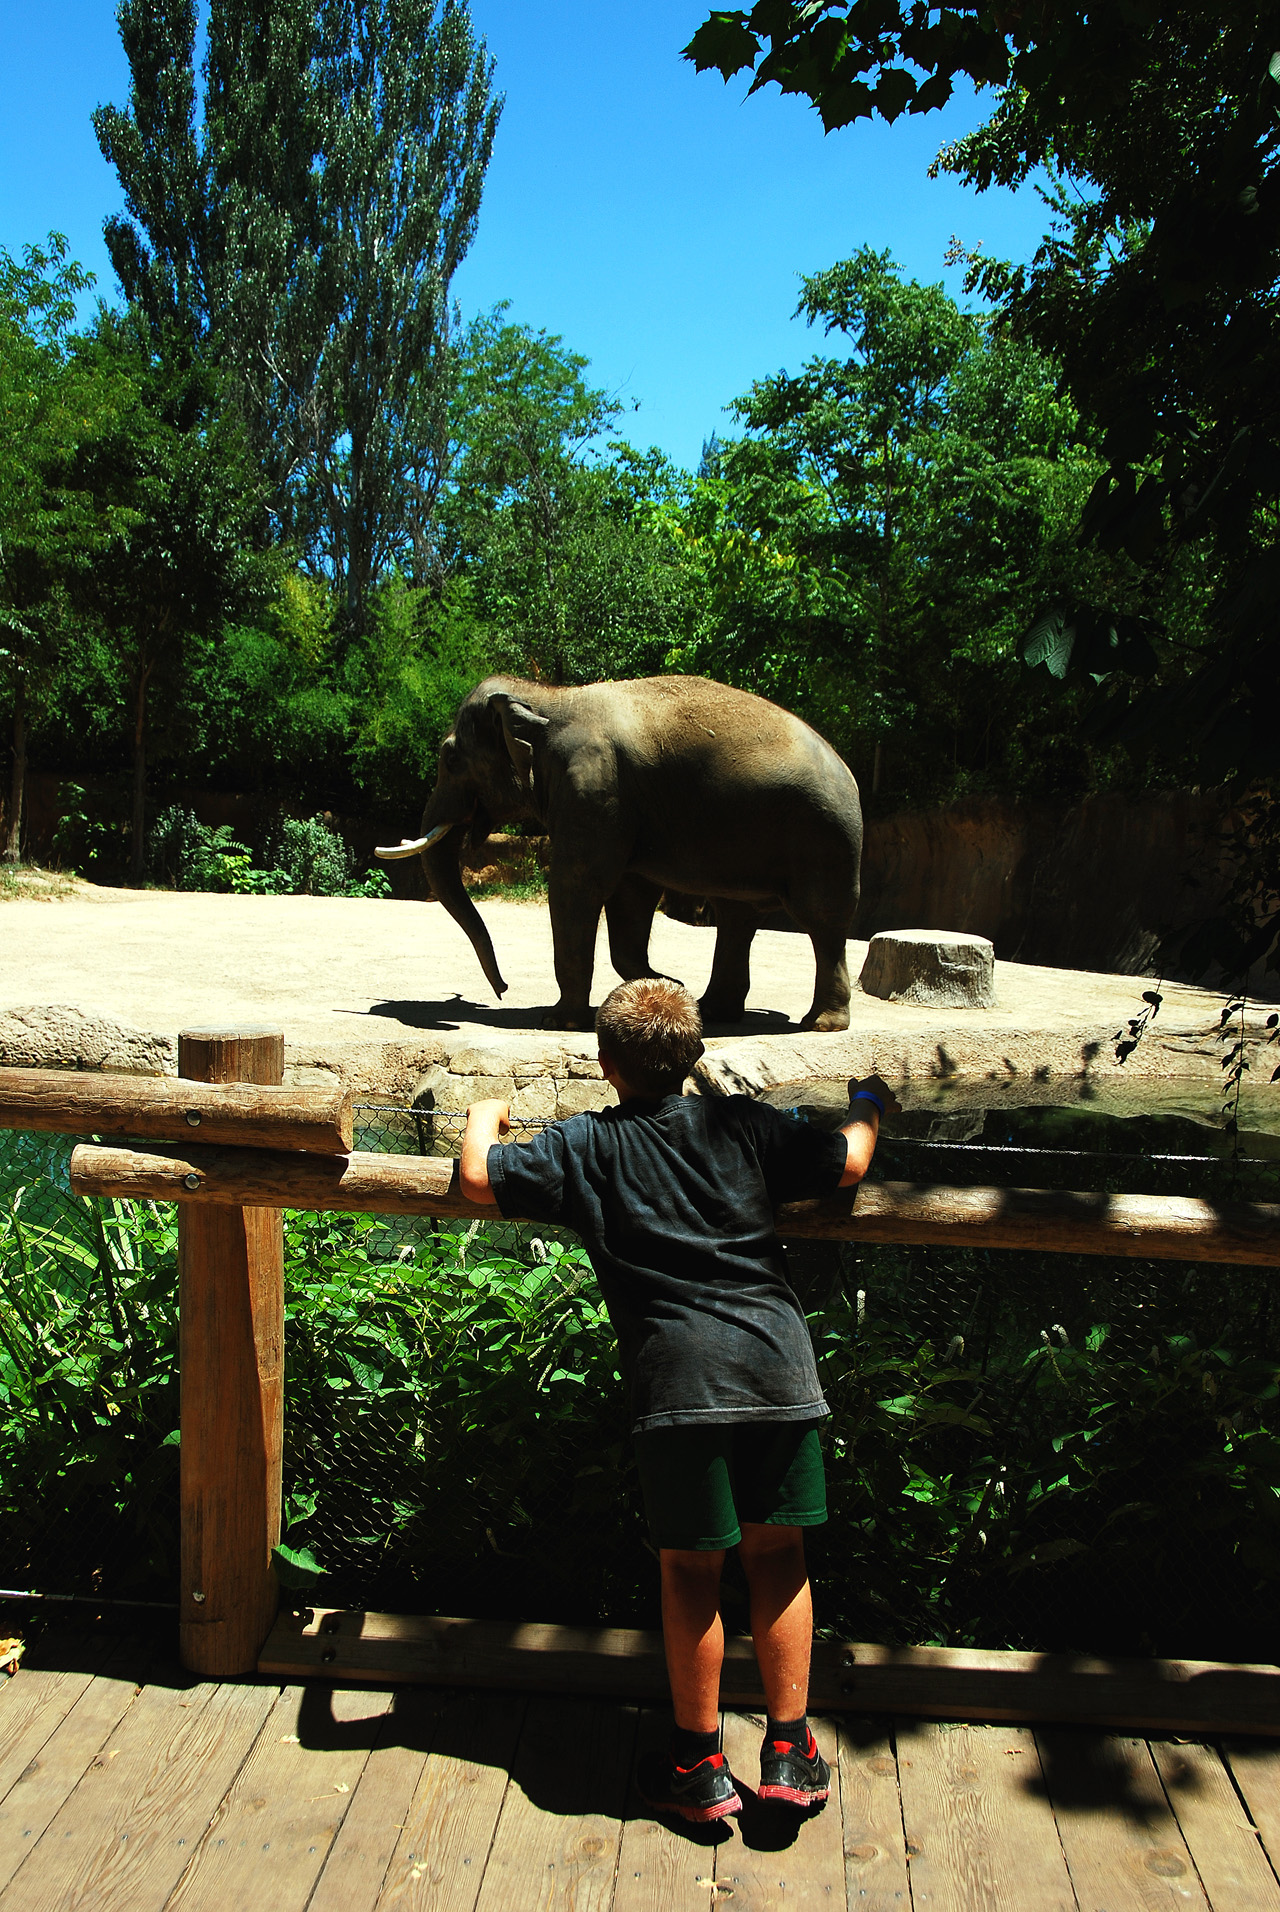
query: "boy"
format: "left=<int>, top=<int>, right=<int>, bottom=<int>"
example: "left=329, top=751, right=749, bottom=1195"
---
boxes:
left=460, top=977, right=897, bottom=1822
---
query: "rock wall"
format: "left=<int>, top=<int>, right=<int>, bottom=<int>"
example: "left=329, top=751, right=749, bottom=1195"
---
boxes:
left=858, top=789, right=1232, bottom=977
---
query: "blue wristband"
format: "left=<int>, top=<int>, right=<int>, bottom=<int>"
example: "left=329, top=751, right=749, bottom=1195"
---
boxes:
left=853, top=1089, right=885, bottom=1115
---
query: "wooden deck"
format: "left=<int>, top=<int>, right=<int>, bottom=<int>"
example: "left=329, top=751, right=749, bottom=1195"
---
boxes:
left=5, top=1630, right=1280, bottom=1910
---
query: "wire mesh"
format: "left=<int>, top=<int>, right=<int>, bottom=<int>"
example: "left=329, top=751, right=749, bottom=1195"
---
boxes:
left=3, top=1099, right=1279, bottom=1660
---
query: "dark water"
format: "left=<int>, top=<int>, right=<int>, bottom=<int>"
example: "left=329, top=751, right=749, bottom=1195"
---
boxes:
left=762, top=1083, right=1280, bottom=1205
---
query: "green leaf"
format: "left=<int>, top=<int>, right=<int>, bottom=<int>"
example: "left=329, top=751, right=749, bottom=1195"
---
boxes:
left=1021, top=604, right=1074, bottom=678
left=272, top=1542, right=325, bottom=1589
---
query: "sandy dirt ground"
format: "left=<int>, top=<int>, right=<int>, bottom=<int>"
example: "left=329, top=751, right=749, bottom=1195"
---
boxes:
left=5, top=884, right=1275, bottom=1111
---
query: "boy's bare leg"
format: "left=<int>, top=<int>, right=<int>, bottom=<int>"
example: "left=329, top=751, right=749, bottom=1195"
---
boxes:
left=738, top=1523, right=812, bottom=1719
left=659, top=1548, right=726, bottom=1733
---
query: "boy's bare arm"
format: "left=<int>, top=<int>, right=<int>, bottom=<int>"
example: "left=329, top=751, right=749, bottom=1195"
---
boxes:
left=837, top=1074, right=902, bottom=1187
left=460, top=1098, right=510, bottom=1206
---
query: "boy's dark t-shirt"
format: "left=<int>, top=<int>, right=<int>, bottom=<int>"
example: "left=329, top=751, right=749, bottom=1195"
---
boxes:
left=487, top=1094, right=846, bottom=1434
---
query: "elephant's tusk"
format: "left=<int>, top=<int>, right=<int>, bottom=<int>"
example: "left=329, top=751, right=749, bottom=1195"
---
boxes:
left=374, top=824, right=453, bottom=859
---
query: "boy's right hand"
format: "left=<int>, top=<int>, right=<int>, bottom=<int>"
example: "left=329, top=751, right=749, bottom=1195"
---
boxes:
left=848, top=1074, right=903, bottom=1121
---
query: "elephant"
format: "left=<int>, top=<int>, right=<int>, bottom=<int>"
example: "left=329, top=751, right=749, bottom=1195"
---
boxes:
left=376, top=673, right=863, bottom=1032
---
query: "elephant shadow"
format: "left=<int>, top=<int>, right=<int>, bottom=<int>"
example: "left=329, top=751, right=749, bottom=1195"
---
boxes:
left=354, top=997, right=797, bottom=1036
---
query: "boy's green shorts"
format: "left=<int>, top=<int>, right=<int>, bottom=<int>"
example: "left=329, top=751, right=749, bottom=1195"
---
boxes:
left=634, top=1419, right=827, bottom=1551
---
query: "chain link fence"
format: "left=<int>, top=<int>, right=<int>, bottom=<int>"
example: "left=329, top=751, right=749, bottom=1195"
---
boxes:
left=3, top=1099, right=1280, bottom=1660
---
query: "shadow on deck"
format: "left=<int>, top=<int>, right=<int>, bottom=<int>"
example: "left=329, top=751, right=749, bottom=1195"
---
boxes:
left=4, top=1628, right=1280, bottom=1909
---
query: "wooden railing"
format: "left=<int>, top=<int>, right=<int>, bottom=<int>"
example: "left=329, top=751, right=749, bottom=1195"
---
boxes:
left=5, top=1032, right=1280, bottom=1730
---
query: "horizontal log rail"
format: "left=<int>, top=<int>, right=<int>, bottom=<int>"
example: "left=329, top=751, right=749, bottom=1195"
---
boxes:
left=262, top=1608, right=1280, bottom=1736
left=0, top=1065, right=352, bottom=1155
left=68, top=1139, right=1280, bottom=1266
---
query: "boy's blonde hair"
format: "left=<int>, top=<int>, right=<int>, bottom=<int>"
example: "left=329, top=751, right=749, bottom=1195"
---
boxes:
left=596, top=979, right=705, bottom=1095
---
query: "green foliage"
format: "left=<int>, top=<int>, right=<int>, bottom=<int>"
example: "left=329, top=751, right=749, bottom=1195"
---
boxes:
left=0, top=1133, right=180, bottom=1594
left=672, top=248, right=1147, bottom=800
left=147, top=803, right=389, bottom=896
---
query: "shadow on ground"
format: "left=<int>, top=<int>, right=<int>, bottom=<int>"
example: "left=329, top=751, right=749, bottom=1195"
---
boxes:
left=353, top=997, right=797, bottom=1037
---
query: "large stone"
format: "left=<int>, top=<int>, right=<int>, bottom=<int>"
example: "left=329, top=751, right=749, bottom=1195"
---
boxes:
left=858, top=931, right=996, bottom=1009
left=0, top=1004, right=175, bottom=1074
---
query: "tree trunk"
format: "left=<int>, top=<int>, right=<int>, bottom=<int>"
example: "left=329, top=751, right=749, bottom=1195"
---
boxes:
left=131, top=675, right=149, bottom=882
left=3, top=673, right=27, bottom=865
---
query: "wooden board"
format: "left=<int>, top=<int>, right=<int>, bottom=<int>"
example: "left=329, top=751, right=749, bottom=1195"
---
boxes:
left=0, top=1633, right=116, bottom=1804
left=260, top=1609, right=1280, bottom=1736
left=835, top=1718, right=911, bottom=1912
left=612, top=1707, right=725, bottom=1912
left=893, top=1718, right=1074, bottom=1912
left=374, top=1689, right=526, bottom=1912
left=473, top=1696, right=635, bottom=1912
left=0, top=1066, right=352, bottom=1155
left=1150, top=1737, right=1280, bottom=1911
left=67, top=1143, right=1280, bottom=1267
left=307, top=1688, right=440, bottom=1912
left=0, top=1638, right=153, bottom=1896
left=0, top=1667, right=276, bottom=1912
left=716, top=1710, right=847, bottom=1909
left=162, top=1682, right=393, bottom=1911
left=1034, top=1728, right=1209, bottom=1911
left=1219, top=1740, right=1280, bottom=1889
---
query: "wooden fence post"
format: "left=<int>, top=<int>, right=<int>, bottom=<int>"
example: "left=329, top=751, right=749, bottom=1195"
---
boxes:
left=177, top=1028, right=285, bottom=1676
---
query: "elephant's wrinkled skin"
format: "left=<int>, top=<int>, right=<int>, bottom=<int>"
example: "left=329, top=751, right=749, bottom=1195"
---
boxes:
left=378, top=674, right=863, bottom=1032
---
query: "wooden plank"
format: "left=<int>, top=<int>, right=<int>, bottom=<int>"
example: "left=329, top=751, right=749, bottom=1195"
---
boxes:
left=892, top=1718, right=1074, bottom=1912
left=375, top=1690, right=526, bottom=1912
left=0, top=1633, right=116, bottom=1804
left=0, top=1066, right=353, bottom=1154
left=177, top=1029, right=284, bottom=1678
left=260, top=1610, right=1280, bottom=1736
left=1034, top=1727, right=1209, bottom=1911
left=0, top=1640, right=155, bottom=1896
left=0, top=1670, right=277, bottom=1912
left=473, top=1696, right=635, bottom=1912
left=715, top=1711, right=846, bottom=1909
left=1151, top=1738, right=1280, bottom=1910
left=613, top=1708, right=728, bottom=1912
left=306, top=1688, right=440, bottom=1912
left=1218, top=1740, right=1280, bottom=1888
left=162, top=1682, right=393, bottom=1912
left=68, top=1142, right=1280, bottom=1267
left=834, top=1718, right=910, bottom=1912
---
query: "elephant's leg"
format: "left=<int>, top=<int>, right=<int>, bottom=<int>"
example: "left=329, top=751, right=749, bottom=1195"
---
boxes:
left=700, top=901, right=760, bottom=1024
left=604, top=873, right=671, bottom=982
left=800, top=926, right=852, bottom=1032
left=544, top=870, right=612, bottom=1030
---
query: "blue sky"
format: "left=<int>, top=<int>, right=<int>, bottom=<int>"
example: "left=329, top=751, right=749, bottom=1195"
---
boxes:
left=0, top=0, right=1050, bottom=471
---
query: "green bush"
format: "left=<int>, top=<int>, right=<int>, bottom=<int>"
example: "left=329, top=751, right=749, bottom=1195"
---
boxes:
left=147, top=805, right=389, bottom=898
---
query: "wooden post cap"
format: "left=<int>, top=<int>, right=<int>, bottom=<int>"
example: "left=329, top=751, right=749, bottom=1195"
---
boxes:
left=178, top=1028, right=284, bottom=1086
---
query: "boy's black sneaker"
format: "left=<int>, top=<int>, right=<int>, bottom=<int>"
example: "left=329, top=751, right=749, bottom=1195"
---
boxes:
left=636, top=1749, right=743, bottom=1822
left=757, top=1729, right=831, bottom=1807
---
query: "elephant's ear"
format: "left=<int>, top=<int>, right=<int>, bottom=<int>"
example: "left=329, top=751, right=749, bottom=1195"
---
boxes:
left=494, top=697, right=550, bottom=793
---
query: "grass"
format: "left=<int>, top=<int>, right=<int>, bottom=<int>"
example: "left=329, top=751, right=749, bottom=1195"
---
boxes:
left=0, top=862, right=84, bottom=901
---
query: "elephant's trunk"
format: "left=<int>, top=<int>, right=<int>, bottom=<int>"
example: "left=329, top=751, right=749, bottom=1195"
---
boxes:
left=423, top=829, right=508, bottom=1000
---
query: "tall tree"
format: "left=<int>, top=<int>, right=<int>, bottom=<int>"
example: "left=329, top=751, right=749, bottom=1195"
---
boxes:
left=94, top=0, right=501, bottom=631
left=70, top=311, right=271, bottom=877
left=0, top=237, right=103, bottom=862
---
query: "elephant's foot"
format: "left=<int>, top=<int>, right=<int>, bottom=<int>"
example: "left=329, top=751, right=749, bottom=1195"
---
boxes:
left=540, top=1003, right=594, bottom=1032
left=799, top=1005, right=851, bottom=1033
left=699, top=993, right=749, bottom=1025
